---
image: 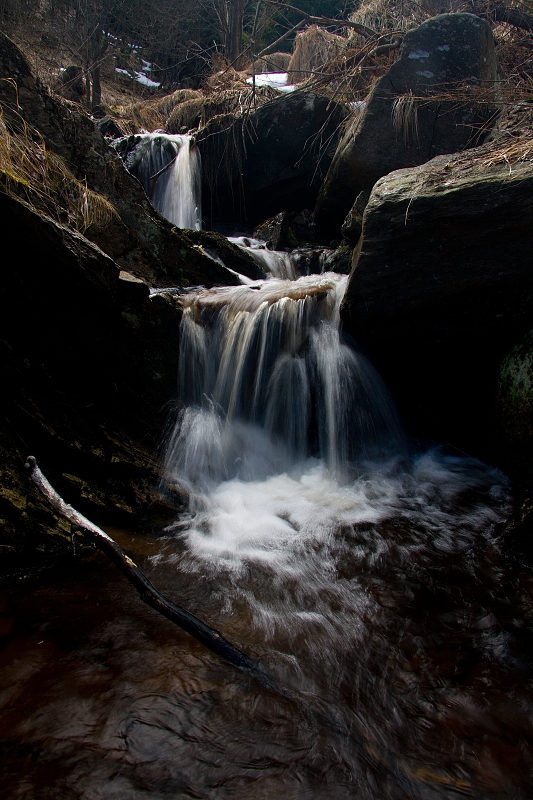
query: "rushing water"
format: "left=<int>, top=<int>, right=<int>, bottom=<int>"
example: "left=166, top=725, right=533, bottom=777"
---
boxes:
left=121, top=132, right=202, bottom=229
left=3, top=137, right=533, bottom=800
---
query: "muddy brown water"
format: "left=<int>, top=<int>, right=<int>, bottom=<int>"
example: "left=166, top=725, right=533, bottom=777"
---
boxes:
left=1, top=496, right=533, bottom=800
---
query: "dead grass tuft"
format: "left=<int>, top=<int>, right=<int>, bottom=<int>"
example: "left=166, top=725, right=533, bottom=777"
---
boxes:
left=391, top=91, right=419, bottom=144
left=157, top=89, right=202, bottom=118
left=166, top=85, right=280, bottom=134
left=253, top=52, right=291, bottom=74
left=0, top=110, right=119, bottom=232
left=287, top=25, right=347, bottom=84
left=113, top=100, right=164, bottom=133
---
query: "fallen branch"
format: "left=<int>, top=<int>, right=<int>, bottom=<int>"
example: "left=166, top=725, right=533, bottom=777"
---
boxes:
left=23, top=460, right=475, bottom=790
left=25, top=455, right=289, bottom=696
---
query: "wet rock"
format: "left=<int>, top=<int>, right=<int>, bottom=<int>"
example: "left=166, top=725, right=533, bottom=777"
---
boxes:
left=185, top=230, right=265, bottom=280
left=97, top=115, right=124, bottom=139
left=321, top=242, right=353, bottom=275
left=315, top=14, right=499, bottom=239
left=341, top=191, right=369, bottom=246
left=198, top=91, right=348, bottom=228
left=290, top=209, right=315, bottom=244
left=341, top=146, right=533, bottom=450
left=253, top=212, right=295, bottom=250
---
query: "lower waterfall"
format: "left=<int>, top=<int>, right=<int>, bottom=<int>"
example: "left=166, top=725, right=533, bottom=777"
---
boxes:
left=152, top=264, right=514, bottom=797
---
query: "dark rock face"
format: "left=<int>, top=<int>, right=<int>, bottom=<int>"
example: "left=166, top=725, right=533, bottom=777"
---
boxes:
left=0, top=192, right=183, bottom=570
left=341, top=150, right=533, bottom=450
left=253, top=212, right=296, bottom=250
left=341, top=191, right=369, bottom=246
left=315, top=14, right=499, bottom=239
left=58, top=65, right=85, bottom=102
left=496, top=330, right=533, bottom=486
left=198, top=91, right=348, bottom=228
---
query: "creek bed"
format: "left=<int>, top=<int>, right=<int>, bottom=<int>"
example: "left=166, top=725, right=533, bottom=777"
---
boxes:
left=1, top=464, right=533, bottom=800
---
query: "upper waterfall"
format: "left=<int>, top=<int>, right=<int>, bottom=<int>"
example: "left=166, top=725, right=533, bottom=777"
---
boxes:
left=119, top=132, right=202, bottom=230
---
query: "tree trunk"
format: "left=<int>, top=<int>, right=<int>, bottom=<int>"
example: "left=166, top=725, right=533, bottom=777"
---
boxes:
left=228, top=0, right=246, bottom=66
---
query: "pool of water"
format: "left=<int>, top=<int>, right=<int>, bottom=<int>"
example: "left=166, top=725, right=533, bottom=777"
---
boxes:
left=2, top=451, right=533, bottom=800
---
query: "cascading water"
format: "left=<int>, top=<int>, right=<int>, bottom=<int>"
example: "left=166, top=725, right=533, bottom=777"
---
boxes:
left=164, top=273, right=406, bottom=500
left=228, top=236, right=299, bottom=280
left=14, top=132, right=526, bottom=800
left=154, top=256, right=516, bottom=798
left=120, top=132, right=202, bottom=229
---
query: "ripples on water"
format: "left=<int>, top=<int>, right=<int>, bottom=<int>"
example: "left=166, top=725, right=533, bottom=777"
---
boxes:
left=2, top=274, right=533, bottom=798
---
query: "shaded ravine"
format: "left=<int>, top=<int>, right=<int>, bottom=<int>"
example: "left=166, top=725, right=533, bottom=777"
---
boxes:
left=2, top=132, right=533, bottom=800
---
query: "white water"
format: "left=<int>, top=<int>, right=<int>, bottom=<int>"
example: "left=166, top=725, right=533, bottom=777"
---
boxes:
left=161, top=264, right=511, bottom=643
left=229, top=236, right=299, bottom=279
left=128, top=132, right=202, bottom=229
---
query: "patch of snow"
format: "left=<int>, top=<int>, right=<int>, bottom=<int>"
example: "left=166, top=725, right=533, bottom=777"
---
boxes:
left=134, top=71, right=160, bottom=87
left=115, top=66, right=160, bottom=87
left=246, top=72, right=295, bottom=92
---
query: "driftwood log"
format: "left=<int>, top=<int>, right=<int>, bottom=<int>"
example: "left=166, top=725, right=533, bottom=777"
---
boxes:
left=25, top=455, right=289, bottom=696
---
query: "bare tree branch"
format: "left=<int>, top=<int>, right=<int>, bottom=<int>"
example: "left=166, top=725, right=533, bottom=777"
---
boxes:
left=25, top=455, right=291, bottom=697
left=262, top=0, right=376, bottom=39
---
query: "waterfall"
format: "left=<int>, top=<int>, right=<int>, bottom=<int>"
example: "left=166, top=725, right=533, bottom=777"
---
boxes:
left=122, top=132, right=202, bottom=230
left=163, top=272, right=407, bottom=502
left=228, top=237, right=299, bottom=280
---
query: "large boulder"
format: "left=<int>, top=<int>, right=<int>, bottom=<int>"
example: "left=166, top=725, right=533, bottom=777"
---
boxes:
left=315, top=13, right=499, bottom=240
left=341, top=144, right=533, bottom=453
left=0, top=191, right=184, bottom=571
left=198, top=91, right=349, bottom=228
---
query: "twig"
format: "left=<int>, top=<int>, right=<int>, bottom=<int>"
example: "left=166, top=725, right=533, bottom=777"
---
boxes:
left=255, top=19, right=306, bottom=58
left=25, top=455, right=291, bottom=697
left=262, top=1, right=376, bottom=38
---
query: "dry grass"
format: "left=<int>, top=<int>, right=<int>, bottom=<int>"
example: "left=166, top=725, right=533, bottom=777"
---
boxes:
left=204, top=67, right=251, bottom=92
left=0, top=110, right=119, bottom=232
left=166, top=85, right=281, bottom=134
left=481, top=137, right=533, bottom=167
left=166, top=97, right=206, bottom=134
left=287, top=25, right=348, bottom=84
left=253, top=52, right=291, bottom=73
left=391, top=91, right=419, bottom=143
left=349, top=0, right=428, bottom=36
left=157, top=89, right=202, bottom=118
left=112, top=99, right=164, bottom=133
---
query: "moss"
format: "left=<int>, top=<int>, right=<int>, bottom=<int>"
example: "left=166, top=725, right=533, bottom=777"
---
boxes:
left=499, top=331, right=533, bottom=409
left=120, top=310, right=140, bottom=329
left=0, top=485, right=27, bottom=510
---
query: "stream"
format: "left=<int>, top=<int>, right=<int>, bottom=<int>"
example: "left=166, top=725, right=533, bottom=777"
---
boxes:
left=1, top=133, right=533, bottom=800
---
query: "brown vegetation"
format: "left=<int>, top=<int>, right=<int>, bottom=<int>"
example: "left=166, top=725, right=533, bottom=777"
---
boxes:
left=287, top=25, right=347, bottom=83
left=0, top=111, right=119, bottom=233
